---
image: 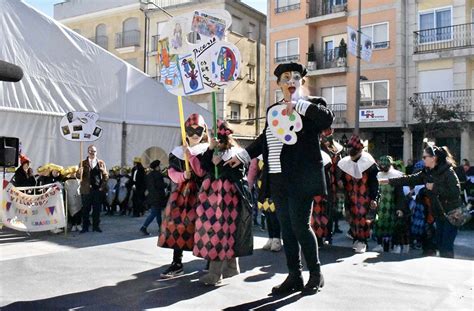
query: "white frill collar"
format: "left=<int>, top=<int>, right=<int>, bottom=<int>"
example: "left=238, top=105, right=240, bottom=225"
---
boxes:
left=321, top=150, right=331, bottom=167
left=337, top=151, right=376, bottom=179
left=171, top=143, right=209, bottom=160
left=377, top=167, right=404, bottom=180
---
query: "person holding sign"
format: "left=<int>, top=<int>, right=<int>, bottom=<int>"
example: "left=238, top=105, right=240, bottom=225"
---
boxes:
left=225, top=62, right=334, bottom=296
left=159, top=114, right=209, bottom=278
left=77, top=145, right=109, bottom=233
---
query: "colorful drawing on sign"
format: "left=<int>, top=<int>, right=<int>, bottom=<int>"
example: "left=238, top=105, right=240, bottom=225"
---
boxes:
left=215, top=46, right=238, bottom=82
left=59, top=111, right=102, bottom=142
left=192, top=11, right=226, bottom=40
left=159, top=39, right=181, bottom=89
left=267, top=104, right=303, bottom=145
left=171, top=23, right=183, bottom=50
left=178, top=54, right=204, bottom=94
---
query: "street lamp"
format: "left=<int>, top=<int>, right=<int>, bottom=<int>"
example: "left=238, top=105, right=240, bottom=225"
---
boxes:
left=139, top=0, right=173, bottom=74
left=354, top=0, right=362, bottom=135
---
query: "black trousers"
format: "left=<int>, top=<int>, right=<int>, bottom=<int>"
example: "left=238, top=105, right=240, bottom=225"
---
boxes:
left=81, top=189, right=102, bottom=230
left=270, top=174, right=320, bottom=275
left=264, top=210, right=281, bottom=239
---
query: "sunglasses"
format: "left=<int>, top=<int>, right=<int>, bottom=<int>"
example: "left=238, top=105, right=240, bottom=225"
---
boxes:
left=186, top=126, right=204, bottom=137
left=89, top=150, right=97, bottom=154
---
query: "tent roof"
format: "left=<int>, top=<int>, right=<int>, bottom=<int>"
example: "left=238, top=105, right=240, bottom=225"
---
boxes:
left=0, top=0, right=212, bottom=127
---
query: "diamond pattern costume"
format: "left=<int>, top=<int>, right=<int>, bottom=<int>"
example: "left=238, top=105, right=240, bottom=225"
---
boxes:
left=310, top=150, right=332, bottom=239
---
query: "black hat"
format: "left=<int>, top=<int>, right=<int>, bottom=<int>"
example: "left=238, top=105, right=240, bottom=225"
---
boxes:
left=274, top=62, right=307, bottom=79
left=150, top=160, right=161, bottom=169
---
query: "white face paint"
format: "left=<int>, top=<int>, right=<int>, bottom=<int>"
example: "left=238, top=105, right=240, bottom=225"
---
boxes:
left=279, top=71, right=302, bottom=99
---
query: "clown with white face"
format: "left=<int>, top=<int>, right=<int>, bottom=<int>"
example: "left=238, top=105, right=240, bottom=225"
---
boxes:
left=158, top=113, right=210, bottom=279
left=225, top=62, right=334, bottom=296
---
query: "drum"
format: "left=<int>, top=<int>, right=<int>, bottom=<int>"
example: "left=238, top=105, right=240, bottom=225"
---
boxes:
left=64, top=179, right=82, bottom=217
left=106, top=178, right=117, bottom=206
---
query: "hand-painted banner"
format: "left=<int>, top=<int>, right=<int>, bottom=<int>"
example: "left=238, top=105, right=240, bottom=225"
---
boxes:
left=158, top=9, right=241, bottom=96
left=1, top=182, right=66, bottom=232
left=59, top=111, right=102, bottom=142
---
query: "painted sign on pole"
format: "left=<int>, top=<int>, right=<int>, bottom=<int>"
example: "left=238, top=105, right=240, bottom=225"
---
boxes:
left=59, top=111, right=102, bottom=142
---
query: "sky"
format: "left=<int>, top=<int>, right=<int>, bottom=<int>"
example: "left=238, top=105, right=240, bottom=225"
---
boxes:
left=23, top=0, right=267, bottom=17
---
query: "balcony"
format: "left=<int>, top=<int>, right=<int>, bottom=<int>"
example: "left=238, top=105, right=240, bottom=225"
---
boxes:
left=411, top=90, right=473, bottom=120
left=89, top=35, right=108, bottom=50
left=414, top=23, right=474, bottom=54
left=360, top=99, right=390, bottom=108
left=274, top=54, right=300, bottom=63
left=308, top=0, right=347, bottom=22
left=115, top=30, right=141, bottom=50
left=275, top=3, right=300, bottom=14
left=306, top=49, right=347, bottom=76
left=330, top=103, right=347, bottom=125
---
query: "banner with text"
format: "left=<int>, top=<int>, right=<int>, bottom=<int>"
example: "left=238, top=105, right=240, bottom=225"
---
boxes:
left=1, top=182, right=66, bottom=232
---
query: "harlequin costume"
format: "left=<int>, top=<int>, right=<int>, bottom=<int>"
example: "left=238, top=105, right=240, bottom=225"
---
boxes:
left=310, top=149, right=332, bottom=244
left=337, top=135, right=379, bottom=253
left=194, top=120, right=253, bottom=285
left=158, top=113, right=209, bottom=278
left=374, top=155, right=407, bottom=252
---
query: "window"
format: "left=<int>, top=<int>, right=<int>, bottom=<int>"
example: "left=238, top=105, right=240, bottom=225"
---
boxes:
left=125, top=58, right=139, bottom=68
left=360, top=81, right=389, bottom=107
left=157, top=22, right=165, bottom=37
left=247, top=105, right=255, bottom=124
left=275, top=0, right=300, bottom=13
left=229, top=102, right=241, bottom=120
left=275, top=38, right=299, bottom=63
left=230, top=15, right=242, bottom=34
left=419, top=7, right=452, bottom=42
left=95, top=24, right=108, bottom=49
left=418, top=69, right=453, bottom=92
left=275, top=89, right=283, bottom=103
left=361, top=22, right=389, bottom=49
left=249, top=23, right=256, bottom=40
left=321, top=86, right=347, bottom=111
left=247, top=65, right=255, bottom=82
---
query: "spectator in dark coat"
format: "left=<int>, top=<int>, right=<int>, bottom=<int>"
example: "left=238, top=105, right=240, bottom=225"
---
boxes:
left=140, top=160, right=167, bottom=235
left=11, top=155, right=36, bottom=192
left=131, top=157, right=146, bottom=217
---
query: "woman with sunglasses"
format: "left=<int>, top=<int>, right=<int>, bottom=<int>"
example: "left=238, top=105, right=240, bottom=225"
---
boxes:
left=380, top=146, right=462, bottom=258
left=159, top=113, right=209, bottom=278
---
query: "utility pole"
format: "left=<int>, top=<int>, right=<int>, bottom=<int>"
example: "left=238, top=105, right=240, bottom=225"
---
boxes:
left=354, top=0, right=362, bottom=135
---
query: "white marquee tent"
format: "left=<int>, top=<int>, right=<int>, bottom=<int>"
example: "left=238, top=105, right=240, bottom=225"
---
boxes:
left=0, top=0, right=212, bottom=168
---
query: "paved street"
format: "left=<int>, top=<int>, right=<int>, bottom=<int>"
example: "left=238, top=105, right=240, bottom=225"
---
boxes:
left=1, top=214, right=473, bottom=310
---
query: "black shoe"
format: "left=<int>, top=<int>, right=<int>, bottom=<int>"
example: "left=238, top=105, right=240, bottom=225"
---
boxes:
left=140, top=226, right=150, bottom=236
left=271, top=273, right=304, bottom=296
left=301, top=272, right=324, bottom=295
left=93, top=227, right=102, bottom=233
left=160, top=262, right=184, bottom=279
left=79, top=228, right=88, bottom=234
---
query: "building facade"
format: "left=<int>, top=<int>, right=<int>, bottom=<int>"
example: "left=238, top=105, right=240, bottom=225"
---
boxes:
left=54, top=0, right=266, bottom=143
left=268, top=0, right=473, bottom=162
left=406, top=0, right=474, bottom=161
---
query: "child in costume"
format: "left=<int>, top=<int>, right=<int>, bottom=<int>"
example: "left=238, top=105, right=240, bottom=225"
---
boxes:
left=226, top=62, right=334, bottom=295
left=248, top=156, right=282, bottom=252
left=337, top=135, right=379, bottom=253
left=159, top=113, right=209, bottom=278
left=373, top=155, right=407, bottom=253
left=194, top=120, right=253, bottom=285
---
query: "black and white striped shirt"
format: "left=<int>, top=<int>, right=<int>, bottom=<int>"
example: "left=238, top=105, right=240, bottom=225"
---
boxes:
left=266, top=127, right=284, bottom=173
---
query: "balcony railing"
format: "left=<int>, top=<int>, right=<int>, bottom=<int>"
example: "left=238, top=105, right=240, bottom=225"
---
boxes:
left=360, top=99, right=390, bottom=107
left=309, top=0, right=347, bottom=18
left=307, top=48, right=346, bottom=70
left=275, top=3, right=300, bottom=14
left=89, top=35, right=108, bottom=50
left=414, top=23, right=474, bottom=54
left=329, top=103, right=347, bottom=124
left=115, top=30, right=141, bottom=49
left=151, top=35, right=160, bottom=52
left=411, top=89, right=473, bottom=114
left=274, top=54, right=299, bottom=63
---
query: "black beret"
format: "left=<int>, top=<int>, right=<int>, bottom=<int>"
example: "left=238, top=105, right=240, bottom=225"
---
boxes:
left=150, top=160, right=161, bottom=169
left=274, top=62, right=307, bottom=78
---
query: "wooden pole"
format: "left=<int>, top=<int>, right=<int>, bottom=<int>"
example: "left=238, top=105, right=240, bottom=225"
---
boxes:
left=177, top=96, right=190, bottom=172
